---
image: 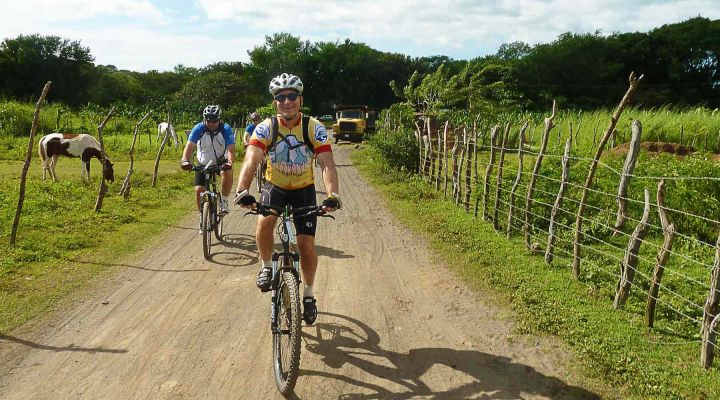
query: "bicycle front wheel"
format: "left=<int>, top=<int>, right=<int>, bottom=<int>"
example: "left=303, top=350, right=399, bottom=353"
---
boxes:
left=214, top=197, right=224, bottom=241
left=255, top=163, right=265, bottom=193
left=273, top=269, right=301, bottom=396
left=202, top=201, right=212, bottom=260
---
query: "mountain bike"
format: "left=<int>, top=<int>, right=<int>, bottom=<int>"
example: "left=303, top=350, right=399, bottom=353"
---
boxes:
left=245, top=203, right=333, bottom=396
left=191, top=162, right=225, bottom=259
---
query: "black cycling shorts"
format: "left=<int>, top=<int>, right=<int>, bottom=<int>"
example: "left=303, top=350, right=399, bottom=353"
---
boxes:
left=260, top=183, right=318, bottom=236
left=193, top=157, right=226, bottom=186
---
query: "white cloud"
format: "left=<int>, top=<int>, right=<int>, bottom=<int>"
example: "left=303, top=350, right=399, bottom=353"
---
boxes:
left=2, top=0, right=163, bottom=23
left=195, top=0, right=720, bottom=57
left=1, top=0, right=718, bottom=71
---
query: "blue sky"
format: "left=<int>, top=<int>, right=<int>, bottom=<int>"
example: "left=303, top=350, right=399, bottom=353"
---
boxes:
left=1, top=0, right=718, bottom=72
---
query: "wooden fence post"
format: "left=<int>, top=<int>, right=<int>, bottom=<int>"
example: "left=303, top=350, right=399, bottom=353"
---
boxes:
left=451, top=129, right=462, bottom=204
left=646, top=180, right=675, bottom=327
left=436, top=122, right=446, bottom=191
left=415, top=120, right=424, bottom=175
left=473, top=124, right=480, bottom=217
left=94, top=107, right=116, bottom=212
left=10, top=82, right=52, bottom=245
left=119, top=111, right=152, bottom=198
left=573, top=72, right=644, bottom=278
left=482, top=126, right=500, bottom=220
left=545, top=138, right=572, bottom=263
left=464, top=127, right=473, bottom=212
left=428, top=117, right=436, bottom=183
left=702, top=313, right=720, bottom=369
left=507, top=122, right=528, bottom=238
left=701, top=231, right=720, bottom=368
left=524, top=101, right=557, bottom=249
left=614, top=188, right=651, bottom=309
left=613, top=120, right=642, bottom=235
left=455, top=128, right=467, bottom=205
left=493, top=123, right=510, bottom=230
left=152, top=124, right=170, bottom=188
left=443, top=123, right=450, bottom=199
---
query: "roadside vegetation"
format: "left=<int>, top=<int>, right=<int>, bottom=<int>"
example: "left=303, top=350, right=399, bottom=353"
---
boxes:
left=0, top=160, right=196, bottom=332
left=360, top=110, right=720, bottom=399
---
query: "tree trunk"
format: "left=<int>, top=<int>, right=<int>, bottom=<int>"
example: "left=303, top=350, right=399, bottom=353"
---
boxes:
left=94, top=107, right=116, bottom=212
left=573, top=72, right=644, bottom=278
left=10, top=82, right=52, bottom=245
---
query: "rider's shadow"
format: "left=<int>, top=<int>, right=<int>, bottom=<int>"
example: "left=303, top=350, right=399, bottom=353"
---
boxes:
left=300, top=312, right=601, bottom=400
left=316, top=245, right=354, bottom=260
left=208, top=233, right=258, bottom=266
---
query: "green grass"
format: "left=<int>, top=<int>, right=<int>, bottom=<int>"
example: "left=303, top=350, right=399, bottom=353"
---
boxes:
left=492, top=106, right=720, bottom=157
left=0, top=159, right=198, bottom=332
left=351, top=146, right=720, bottom=400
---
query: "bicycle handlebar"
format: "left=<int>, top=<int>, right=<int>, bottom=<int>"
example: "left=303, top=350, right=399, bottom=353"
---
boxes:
left=244, top=204, right=335, bottom=220
left=190, top=164, right=223, bottom=174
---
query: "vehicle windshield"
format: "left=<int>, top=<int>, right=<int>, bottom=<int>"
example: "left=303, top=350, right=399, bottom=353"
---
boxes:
left=339, top=110, right=363, bottom=119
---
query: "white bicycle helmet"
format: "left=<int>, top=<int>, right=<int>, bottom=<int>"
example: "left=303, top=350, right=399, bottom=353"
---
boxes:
left=203, top=105, right=222, bottom=120
left=268, top=73, right=304, bottom=96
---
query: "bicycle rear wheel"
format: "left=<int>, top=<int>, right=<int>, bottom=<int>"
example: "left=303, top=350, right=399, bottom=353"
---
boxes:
left=273, top=269, right=301, bottom=396
left=202, top=201, right=212, bottom=260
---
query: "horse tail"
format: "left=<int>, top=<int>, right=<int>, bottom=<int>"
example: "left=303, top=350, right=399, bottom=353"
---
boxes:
left=38, top=136, right=47, bottom=164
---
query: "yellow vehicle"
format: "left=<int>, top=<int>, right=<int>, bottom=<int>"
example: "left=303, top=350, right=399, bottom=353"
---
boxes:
left=332, top=105, right=375, bottom=143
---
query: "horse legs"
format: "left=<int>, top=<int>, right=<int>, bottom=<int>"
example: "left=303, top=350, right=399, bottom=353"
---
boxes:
left=82, top=160, right=90, bottom=183
left=49, top=156, right=59, bottom=182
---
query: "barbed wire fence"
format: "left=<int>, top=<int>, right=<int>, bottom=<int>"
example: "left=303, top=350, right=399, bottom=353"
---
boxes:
left=397, top=74, right=720, bottom=370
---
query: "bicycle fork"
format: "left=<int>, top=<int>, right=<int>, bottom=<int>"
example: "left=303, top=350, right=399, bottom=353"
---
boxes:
left=270, top=253, right=301, bottom=333
left=200, top=191, right=217, bottom=229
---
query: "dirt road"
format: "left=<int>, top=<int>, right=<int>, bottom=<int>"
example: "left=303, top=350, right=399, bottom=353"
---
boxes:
left=0, top=146, right=604, bottom=399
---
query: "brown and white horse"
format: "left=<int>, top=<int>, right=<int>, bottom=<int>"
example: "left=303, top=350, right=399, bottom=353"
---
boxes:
left=38, top=133, right=115, bottom=183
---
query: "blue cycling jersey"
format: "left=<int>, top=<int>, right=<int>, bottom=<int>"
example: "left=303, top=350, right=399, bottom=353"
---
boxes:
left=188, top=122, right=235, bottom=165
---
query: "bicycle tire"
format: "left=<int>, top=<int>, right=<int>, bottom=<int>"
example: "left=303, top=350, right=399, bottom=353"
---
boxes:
left=214, top=196, right=224, bottom=241
left=273, top=269, right=301, bottom=395
left=202, top=201, right=212, bottom=260
left=255, top=162, right=265, bottom=193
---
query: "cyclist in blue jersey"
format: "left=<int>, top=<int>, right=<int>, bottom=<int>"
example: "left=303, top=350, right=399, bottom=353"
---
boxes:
left=244, top=112, right=261, bottom=147
left=181, top=105, right=236, bottom=221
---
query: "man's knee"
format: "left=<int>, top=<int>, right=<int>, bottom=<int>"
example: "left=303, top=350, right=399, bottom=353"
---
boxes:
left=256, top=216, right=276, bottom=235
left=297, top=236, right=316, bottom=257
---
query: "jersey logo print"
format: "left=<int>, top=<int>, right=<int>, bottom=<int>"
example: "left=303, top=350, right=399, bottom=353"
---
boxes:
left=273, top=136, right=310, bottom=176
left=314, top=124, right=327, bottom=143
left=255, top=124, right=270, bottom=139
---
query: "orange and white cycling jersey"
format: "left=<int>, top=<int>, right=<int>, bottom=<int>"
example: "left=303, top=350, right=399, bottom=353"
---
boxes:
left=248, top=113, right=331, bottom=190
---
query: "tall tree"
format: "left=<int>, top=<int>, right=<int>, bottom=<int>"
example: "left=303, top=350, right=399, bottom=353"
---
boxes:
left=0, top=34, right=95, bottom=105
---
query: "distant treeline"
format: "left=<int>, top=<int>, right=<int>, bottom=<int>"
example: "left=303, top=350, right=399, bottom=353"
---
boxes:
left=0, top=17, right=717, bottom=118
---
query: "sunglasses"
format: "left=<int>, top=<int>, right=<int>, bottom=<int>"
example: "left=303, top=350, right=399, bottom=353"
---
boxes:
left=274, top=92, right=300, bottom=102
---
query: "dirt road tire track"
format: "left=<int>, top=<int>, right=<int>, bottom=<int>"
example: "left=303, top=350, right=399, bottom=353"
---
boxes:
left=0, top=145, right=606, bottom=399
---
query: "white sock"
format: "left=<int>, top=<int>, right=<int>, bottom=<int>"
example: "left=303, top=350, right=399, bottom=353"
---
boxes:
left=303, top=285, right=314, bottom=298
left=261, top=259, right=271, bottom=270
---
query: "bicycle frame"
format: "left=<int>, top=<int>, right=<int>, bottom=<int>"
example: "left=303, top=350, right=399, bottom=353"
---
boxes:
left=270, top=206, right=301, bottom=331
left=244, top=203, right=333, bottom=395
left=192, top=163, right=225, bottom=258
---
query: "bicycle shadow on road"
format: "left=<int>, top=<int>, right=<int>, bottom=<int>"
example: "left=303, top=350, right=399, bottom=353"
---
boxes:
left=300, top=312, right=601, bottom=400
left=0, top=333, right=127, bottom=354
left=207, top=233, right=258, bottom=267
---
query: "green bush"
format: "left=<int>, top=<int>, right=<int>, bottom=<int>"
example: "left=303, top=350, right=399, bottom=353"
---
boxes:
left=368, top=127, right=419, bottom=173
